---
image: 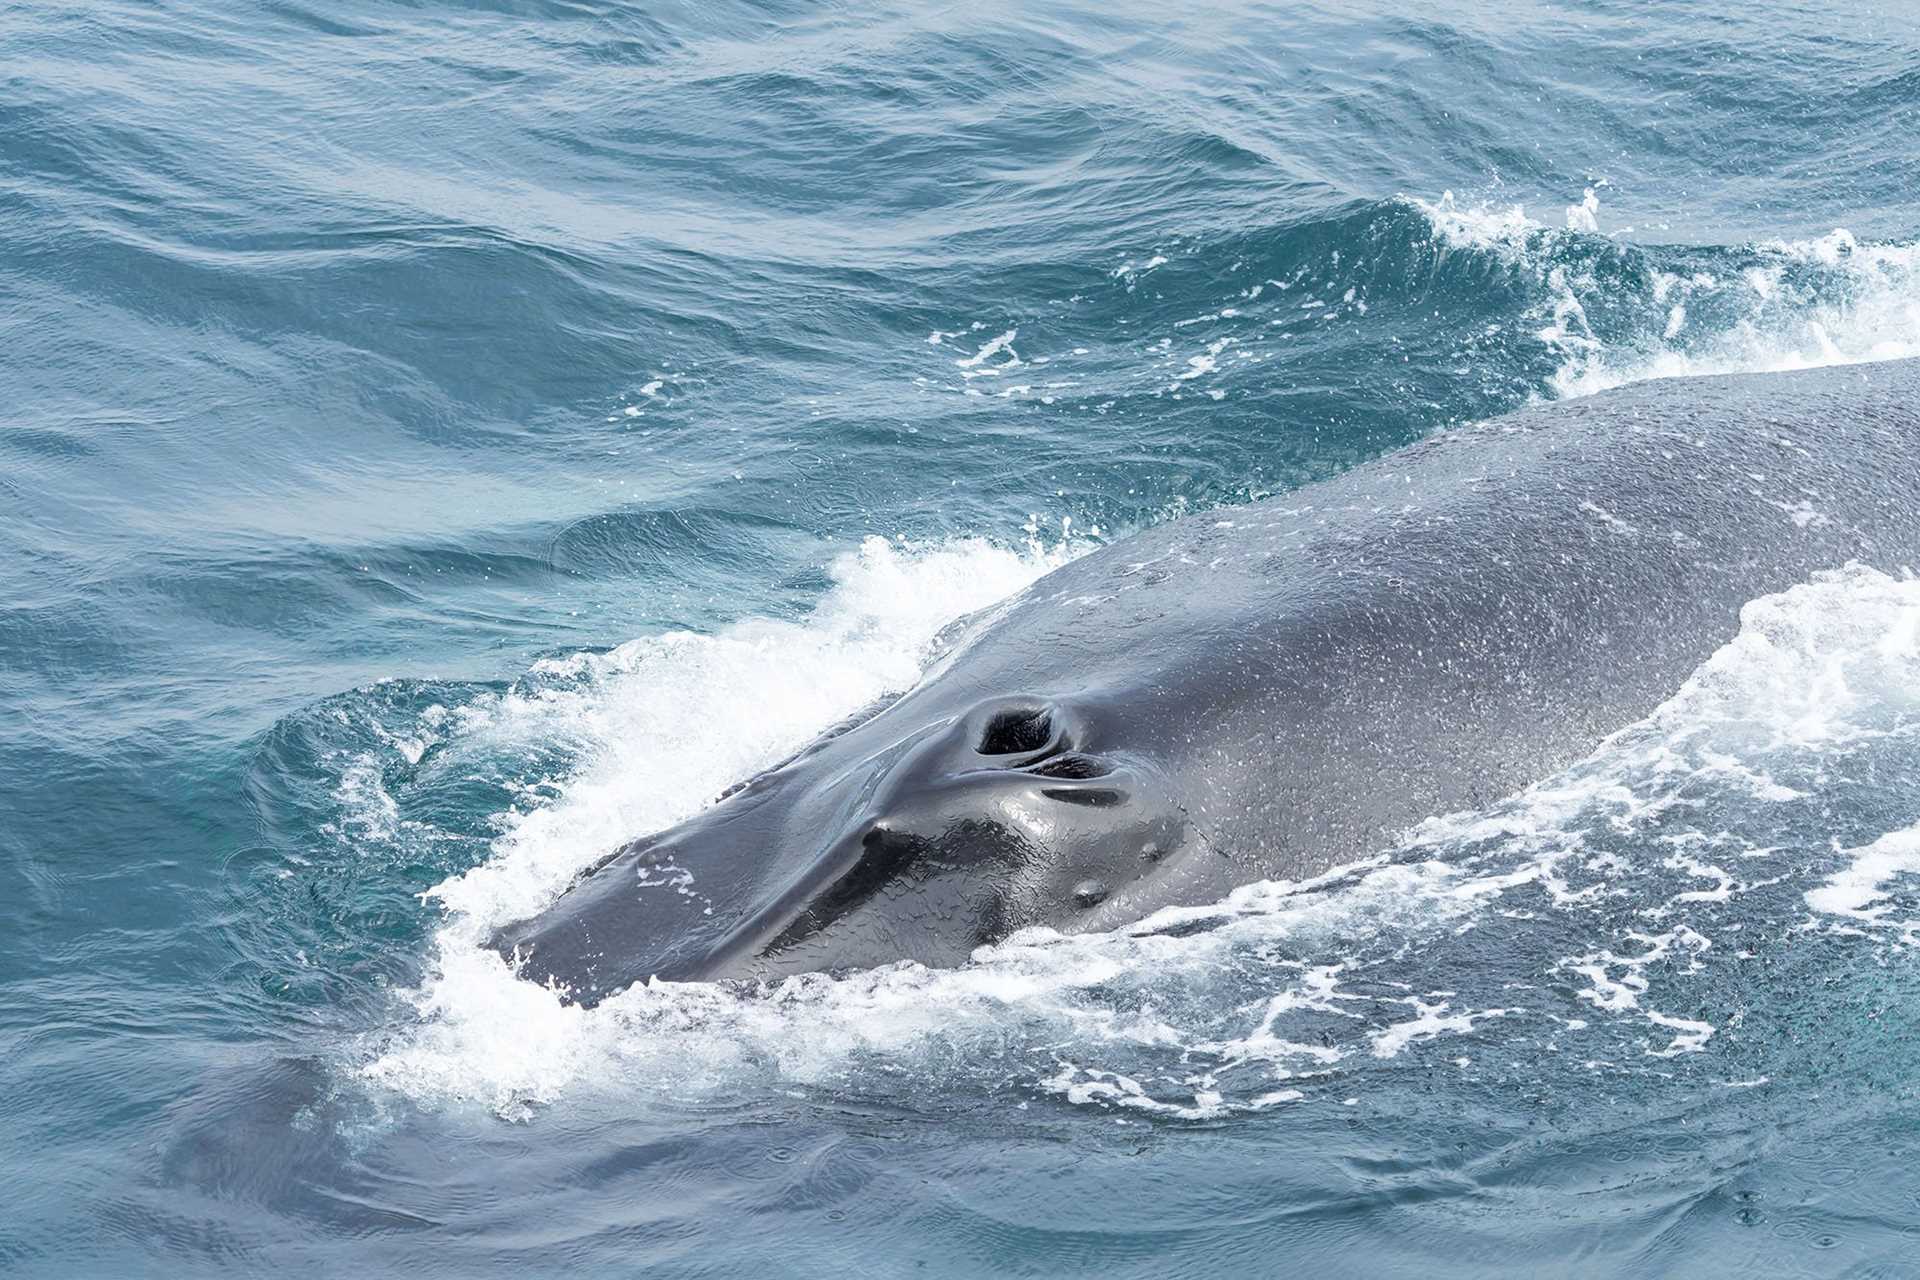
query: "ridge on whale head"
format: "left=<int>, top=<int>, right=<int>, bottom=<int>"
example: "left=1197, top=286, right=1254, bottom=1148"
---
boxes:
left=492, top=358, right=1920, bottom=1004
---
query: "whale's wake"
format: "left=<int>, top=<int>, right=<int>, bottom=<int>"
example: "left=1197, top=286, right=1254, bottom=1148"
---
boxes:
left=356, top=542, right=1920, bottom=1122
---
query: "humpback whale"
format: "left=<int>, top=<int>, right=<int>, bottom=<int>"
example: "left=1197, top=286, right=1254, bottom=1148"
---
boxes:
left=494, top=359, right=1920, bottom=1002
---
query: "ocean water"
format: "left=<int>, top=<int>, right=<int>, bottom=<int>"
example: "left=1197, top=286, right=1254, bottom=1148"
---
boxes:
left=5, top=0, right=1920, bottom=1274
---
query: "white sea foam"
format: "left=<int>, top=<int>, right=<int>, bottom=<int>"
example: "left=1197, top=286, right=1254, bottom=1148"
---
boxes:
left=1807, top=821, right=1920, bottom=923
left=1369, top=998, right=1512, bottom=1059
left=1416, top=189, right=1539, bottom=251
left=955, top=327, right=1020, bottom=377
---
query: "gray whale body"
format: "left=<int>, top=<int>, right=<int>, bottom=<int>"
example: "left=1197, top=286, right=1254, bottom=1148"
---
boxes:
left=495, top=359, right=1920, bottom=1002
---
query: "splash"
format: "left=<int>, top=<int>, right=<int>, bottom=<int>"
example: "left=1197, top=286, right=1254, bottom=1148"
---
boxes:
left=1410, top=191, right=1920, bottom=398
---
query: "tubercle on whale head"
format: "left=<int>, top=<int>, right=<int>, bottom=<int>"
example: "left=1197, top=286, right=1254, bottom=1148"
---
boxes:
left=489, top=690, right=1201, bottom=999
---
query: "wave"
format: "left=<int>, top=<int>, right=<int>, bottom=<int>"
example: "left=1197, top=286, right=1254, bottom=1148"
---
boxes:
left=1410, top=189, right=1920, bottom=397
left=908, top=192, right=1920, bottom=499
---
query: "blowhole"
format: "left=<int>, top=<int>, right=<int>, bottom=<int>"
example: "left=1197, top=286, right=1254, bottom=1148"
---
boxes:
left=1043, top=787, right=1122, bottom=807
left=1027, top=753, right=1110, bottom=780
left=979, top=707, right=1053, bottom=755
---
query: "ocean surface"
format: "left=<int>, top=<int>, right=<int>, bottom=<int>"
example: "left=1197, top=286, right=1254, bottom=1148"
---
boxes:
left=5, top=1, right=1920, bottom=1274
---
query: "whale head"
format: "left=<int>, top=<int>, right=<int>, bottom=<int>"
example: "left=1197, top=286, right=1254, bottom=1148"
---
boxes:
left=489, top=691, right=1202, bottom=1002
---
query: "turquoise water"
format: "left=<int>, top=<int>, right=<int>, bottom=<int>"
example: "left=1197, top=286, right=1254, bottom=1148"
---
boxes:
left=5, top=1, right=1920, bottom=1273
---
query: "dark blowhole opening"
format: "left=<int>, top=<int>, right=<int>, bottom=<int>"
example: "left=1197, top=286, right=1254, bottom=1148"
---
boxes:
left=979, top=707, right=1054, bottom=755
left=1043, top=787, right=1123, bottom=807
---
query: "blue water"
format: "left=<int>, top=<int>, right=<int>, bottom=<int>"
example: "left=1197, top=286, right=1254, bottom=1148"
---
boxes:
left=6, top=1, right=1920, bottom=1274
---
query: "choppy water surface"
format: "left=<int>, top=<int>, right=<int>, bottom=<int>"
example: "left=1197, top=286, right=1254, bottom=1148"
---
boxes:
left=4, top=1, right=1920, bottom=1274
